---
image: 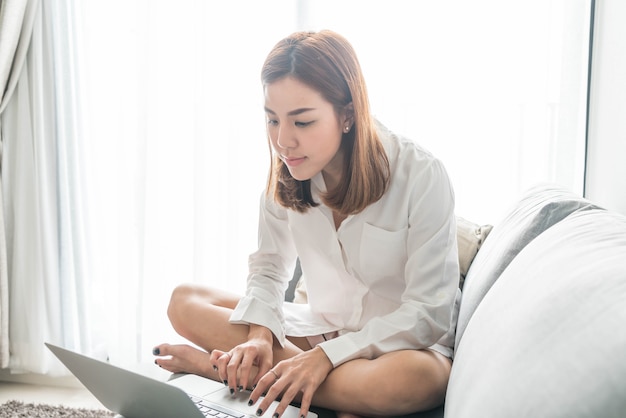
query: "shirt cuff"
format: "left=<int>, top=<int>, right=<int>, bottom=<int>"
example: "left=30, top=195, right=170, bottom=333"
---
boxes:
left=317, top=334, right=364, bottom=367
left=229, top=295, right=286, bottom=347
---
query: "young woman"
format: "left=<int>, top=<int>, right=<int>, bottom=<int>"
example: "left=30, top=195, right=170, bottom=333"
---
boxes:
left=153, top=30, right=460, bottom=418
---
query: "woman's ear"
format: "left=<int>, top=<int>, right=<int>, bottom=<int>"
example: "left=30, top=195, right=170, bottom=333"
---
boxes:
left=342, top=102, right=355, bottom=130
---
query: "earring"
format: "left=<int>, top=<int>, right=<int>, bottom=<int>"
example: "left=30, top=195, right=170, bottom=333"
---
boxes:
left=344, top=125, right=350, bottom=133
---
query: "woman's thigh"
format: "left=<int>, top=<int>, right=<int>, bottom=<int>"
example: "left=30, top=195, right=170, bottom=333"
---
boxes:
left=167, top=283, right=307, bottom=359
left=167, top=283, right=249, bottom=352
left=312, top=349, right=452, bottom=415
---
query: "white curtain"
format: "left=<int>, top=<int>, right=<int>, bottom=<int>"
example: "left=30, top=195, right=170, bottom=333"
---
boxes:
left=0, top=0, right=590, bottom=374
left=2, top=0, right=95, bottom=374
left=79, top=0, right=297, bottom=366
left=0, top=0, right=39, bottom=370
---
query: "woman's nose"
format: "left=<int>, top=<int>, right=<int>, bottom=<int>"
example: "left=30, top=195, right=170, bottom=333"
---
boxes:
left=276, top=126, right=297, bottom=149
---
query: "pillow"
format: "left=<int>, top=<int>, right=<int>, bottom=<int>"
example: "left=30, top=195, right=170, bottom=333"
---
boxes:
left=291, top=216, right=493, bottom=304
left=454, top=184, right=601, bottom=348
left=456, top=217, right=492, bottom=290
left=445, top=209, right=626, bottom=417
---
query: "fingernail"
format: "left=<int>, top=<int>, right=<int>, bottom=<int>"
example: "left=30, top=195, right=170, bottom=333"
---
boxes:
left=256, top=409, right=263, bottom=416
left=273, top=413, right=279, bottom=418
left=213, top=365, right=218, bottom=371
left=230, top=388, right=235, bottom=395
left=238, top=385, right=244, bottom=392
left=152, top=347, right=160, bottom=355
left=247, top=399, right=254, bottom=406
left=223, top=380, right=228, bottom=386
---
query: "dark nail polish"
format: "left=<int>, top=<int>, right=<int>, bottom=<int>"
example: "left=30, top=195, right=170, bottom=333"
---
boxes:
left=223, top=380, right=228, bottom=386
left=152, top=347, right=160, bottom=355
left=213, top=365, right=218, bottom=371
left=230, top=388, right=235, bottom=395
left=273, top=413, right=279, bottom=418
left=238, top=385, right=243, bottom=392
left=256, top=409, right=263, bottom=416
left=247, top=399, right=254, bottom=406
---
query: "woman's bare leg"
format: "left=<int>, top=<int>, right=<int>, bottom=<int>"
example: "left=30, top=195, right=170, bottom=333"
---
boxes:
left=312, top=349, right=451, bottom=416
left=157, top=284, right=451, bottom=416
left=154, top=283, right=304, bottom=380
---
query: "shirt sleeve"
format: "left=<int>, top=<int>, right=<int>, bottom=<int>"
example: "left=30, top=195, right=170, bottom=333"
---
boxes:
left=318, top=157, right=460, bottom=367
left=228, top=193, right=297, bottom=346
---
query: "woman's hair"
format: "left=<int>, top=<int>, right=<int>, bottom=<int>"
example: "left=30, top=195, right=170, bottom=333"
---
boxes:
left=261, top=30, right=390, bottom=214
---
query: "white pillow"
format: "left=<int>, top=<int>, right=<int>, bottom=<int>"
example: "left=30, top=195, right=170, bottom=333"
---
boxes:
left=455, top=184, right=599, bottom=348
left=445, top=209, right=626, bottom=418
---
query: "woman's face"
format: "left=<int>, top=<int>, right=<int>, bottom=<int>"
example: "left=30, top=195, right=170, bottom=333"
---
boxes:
left=264, top=77, right=350, bottom=185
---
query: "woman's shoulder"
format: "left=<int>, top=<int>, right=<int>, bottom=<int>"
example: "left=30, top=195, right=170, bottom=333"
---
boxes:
left=375, top=120, right=439, bottom=169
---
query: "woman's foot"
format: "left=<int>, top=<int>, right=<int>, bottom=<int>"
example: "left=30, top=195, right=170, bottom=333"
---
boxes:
left=153, top=343, right=213, bottom=377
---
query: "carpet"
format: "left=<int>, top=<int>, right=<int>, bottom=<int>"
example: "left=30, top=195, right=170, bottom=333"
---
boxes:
left=0, top=400, right=115, bottom=417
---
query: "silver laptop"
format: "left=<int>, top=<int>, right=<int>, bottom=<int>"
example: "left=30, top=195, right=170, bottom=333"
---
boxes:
left=45, top=343, right=317, bottom=418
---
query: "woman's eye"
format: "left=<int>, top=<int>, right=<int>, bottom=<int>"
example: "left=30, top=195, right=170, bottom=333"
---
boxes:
left=267, top=119, right=278, bottom=126
left=295, top=121, right=313, bottom=127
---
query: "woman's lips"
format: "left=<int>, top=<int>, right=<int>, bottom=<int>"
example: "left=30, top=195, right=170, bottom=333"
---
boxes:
left=283, top=156, right=306, bottom=167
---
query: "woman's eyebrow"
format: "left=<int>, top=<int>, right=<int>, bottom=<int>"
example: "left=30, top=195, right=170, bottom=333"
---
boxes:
left=264, top=107, right=316, bottom=116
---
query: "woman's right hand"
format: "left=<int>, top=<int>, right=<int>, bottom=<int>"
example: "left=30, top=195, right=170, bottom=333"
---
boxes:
left=210, top=324, right=274, bottom=394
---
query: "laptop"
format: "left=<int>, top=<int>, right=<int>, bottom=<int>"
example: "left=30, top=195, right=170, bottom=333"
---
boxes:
left=45, top=343, right=317, bottom=418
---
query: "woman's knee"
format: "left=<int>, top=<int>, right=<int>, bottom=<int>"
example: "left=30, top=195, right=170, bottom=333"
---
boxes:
left=167, top=284, right=194, bottom=328
left=167, top=284, right=238, bottom=330
left=366, top=350, right=451, bottom=413
left=167, top=284, right=212, bottom=329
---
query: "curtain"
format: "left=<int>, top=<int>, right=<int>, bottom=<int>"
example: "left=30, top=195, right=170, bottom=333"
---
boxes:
left=0, top=0, right=39, bottom=370
left=2, top=0, right=96, bottom=374
left=79, top=0, right=296, bottom=366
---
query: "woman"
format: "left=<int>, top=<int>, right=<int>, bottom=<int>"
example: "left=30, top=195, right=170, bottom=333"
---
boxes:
left=153, top=30, right=460, bottom=418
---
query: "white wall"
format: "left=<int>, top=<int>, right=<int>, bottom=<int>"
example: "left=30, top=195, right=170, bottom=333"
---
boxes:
left=586, top=0, right=626, bottom=215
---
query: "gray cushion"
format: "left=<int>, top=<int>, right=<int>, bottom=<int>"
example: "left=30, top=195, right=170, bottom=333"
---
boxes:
left=455, top=184, right=600, bottom=348
left=445, top=208, right=626, bottom=417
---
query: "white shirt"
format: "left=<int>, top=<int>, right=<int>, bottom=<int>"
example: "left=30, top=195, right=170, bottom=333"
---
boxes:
left=230, top=122, right=460, bottom=367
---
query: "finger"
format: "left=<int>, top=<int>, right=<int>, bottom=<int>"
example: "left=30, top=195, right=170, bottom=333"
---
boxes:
left=298, top=389, right=314, bottom=418
left=252, top=357, right=273, bottom=389
left=238, top=350, right=256, bottom=392
left=227, top=350, right=246, bottom=395
left=209, top=349, right=226, bottom=372
left=254, top=371, right=284, bottom=416
left=272, top=383, right=301, bottom=418
left=248, top=369, right=280, bottom=411
left=220, top=352, right=237, bottom=393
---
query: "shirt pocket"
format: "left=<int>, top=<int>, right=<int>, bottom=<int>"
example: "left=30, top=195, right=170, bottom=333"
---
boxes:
left=359, top=223, right=408, bottom=284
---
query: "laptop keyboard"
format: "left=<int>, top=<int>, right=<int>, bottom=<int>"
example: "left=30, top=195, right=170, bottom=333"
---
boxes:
left=189, top=395, right=247, bottom=418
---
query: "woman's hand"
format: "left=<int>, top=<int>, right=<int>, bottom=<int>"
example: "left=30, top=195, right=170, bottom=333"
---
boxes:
left=210, top=324, right=274, bottom=394
left=248, top=346, right=333, bottom=418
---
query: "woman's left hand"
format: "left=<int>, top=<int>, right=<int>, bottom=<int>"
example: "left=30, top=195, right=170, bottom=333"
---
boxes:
left=248, top=345, right=333, bottom=418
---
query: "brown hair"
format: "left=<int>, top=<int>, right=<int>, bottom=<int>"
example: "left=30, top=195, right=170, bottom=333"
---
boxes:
left=261, top=30, right=390, bottom=214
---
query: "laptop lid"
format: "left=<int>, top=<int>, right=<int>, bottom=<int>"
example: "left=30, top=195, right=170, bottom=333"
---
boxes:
left=45, top=343, right=317, bottom=418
